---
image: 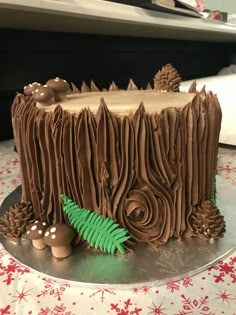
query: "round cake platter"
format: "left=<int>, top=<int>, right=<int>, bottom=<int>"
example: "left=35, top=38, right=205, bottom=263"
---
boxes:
left=0, top=176, right=236, bottom=289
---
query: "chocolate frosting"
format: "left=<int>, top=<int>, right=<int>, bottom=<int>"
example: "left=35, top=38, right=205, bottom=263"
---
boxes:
left=190, top=200, right=226, bottom=239
left=154, top=64, right=181, bottom=92
left=0, top=202, right=35, bottom=240
left=11, top=90, right=222, bottom=249
left=90, top=80, right=100, bottom=92
left=81, top=81, right=90, bottom=93
left=109, top=81, right=119, bottom=91
left=127, top=79, right=138, bottom=90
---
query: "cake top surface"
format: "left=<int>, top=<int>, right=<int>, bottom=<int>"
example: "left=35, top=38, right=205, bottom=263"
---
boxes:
left=37, top=90, right=196, bottom=115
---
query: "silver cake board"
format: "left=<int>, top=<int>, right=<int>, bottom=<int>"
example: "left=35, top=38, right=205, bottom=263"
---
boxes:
left=0, top=176, right=236, bottom=289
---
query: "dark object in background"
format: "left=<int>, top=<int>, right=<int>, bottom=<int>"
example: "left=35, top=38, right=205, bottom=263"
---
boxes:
left=0, top=28, right=234, bottom=141
left=106, top=0, right=201, bottom=18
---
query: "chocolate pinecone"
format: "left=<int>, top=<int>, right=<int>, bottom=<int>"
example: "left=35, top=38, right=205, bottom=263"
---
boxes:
left=0, top=202, right=35, bottom=241
left=154, top=64, right=181, bottom=92
left=190, top=200, right=226, bottom=240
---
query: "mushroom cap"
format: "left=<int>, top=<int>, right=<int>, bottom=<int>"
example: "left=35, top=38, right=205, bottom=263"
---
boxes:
left=43, top=224, right=76, bottom=247
left=46, top=78, right=70, bottom=94
left=24, top=82, right=41, bottom=96
left=26, top=220, right=48, bottom=240
left=32, top=85, right=54, bottom=104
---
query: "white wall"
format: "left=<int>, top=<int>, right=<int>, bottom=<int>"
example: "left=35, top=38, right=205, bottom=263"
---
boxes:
left=205, top=0, right=236, bottom=13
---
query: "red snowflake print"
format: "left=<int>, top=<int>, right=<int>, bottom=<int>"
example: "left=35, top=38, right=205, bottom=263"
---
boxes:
left=215, top=289, right=235, bottom=304
left=89, top=288, right=116, bottom=302
left=12, top=287, right=32, bottom=304
left=5, top=258, right=19, bottom=273
left=175, top=294, right=215, bottom=315
left=110, top=299, right=142, bottom=315
left=181, top=278, right=193, bottom=288
left=37, top=277, right=70, bottom=301
left=230, top=256, right=236, bottom=265
left=219, top=263, right=234, bottom=274
left=17, top=267, right=30, bottom=275
left=37, top=303, right=76, bottom=315
left=213, top=273, right=225, bottom=283
left=140, top=286, right=151, bottom=294
left=0, top=257, right=30, bottom=285
left=6, top=157, right=20, bottom=167
left=0, top=169, right=11, bottom=175
left=3, top=273, right=14, bottom=285
left=208, top=260, right=236, bottom=284
left=147, top=302, right=166, bottom=315
left=0, top=305, right=11, bottom=315
left=218, top=164, right=236, bottom=174
left=131, top=287, right=151, bottom=294
left=38, top=307, right=51, bottom=315
left=166, top=281, right=180, bottom=292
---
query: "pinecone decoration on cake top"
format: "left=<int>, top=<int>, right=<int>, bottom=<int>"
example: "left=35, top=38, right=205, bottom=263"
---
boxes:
left=154, top=64, right=181, bottom=92
left=0, top=202, right=35, bottom=241
left=190, top=200, right=226, bottom=240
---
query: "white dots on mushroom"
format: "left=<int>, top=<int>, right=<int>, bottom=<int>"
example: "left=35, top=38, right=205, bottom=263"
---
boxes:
left=42, top=222, right=47, bottom=226
left=24, top=82, right=42, bottom=96
left=46, top=77, right=70, bottom=102
left=25, top=221, right=49, bottom=250
left=32, top=85, right=54, bottom=106
left=50, top=227, right=57, bottom=233
left=43, top=224, right=76, bottom=259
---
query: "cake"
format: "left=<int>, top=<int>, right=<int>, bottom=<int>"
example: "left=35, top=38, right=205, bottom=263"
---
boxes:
left=0, top=64, right=226, bottom=258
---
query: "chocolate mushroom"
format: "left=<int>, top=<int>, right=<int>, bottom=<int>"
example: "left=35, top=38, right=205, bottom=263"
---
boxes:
left=26, top=220, right=48, bottom=249
left=46, top=77, right=70, bottom=102
left=24, top=82, right=41, bottom=96
left=43, top=224, right=76, bottom=258
left=32, top=85, right=54, bottom=106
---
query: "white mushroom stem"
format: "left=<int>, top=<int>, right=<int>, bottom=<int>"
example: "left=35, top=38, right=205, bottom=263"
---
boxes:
left=51, top=245, right=72, bottom=258
left=32, top=238, right=47, bottom=250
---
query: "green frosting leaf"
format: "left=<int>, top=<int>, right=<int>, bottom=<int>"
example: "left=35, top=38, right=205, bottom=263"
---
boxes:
left=211, top=172, right=217, bottom=205
left=60, top=194, right=130, bottom=255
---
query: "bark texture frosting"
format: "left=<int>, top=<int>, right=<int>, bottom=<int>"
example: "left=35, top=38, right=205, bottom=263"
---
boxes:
left=11, top=88, right=222, bottom=249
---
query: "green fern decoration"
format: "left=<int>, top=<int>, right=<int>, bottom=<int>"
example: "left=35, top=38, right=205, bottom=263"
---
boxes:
left=211, top=172, right=217, bottom=205
left=60, top=194, right=130, bottom=255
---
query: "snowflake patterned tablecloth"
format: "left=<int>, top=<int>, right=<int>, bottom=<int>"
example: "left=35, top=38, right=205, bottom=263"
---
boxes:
left=0, top=139, right=236, bottom=315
